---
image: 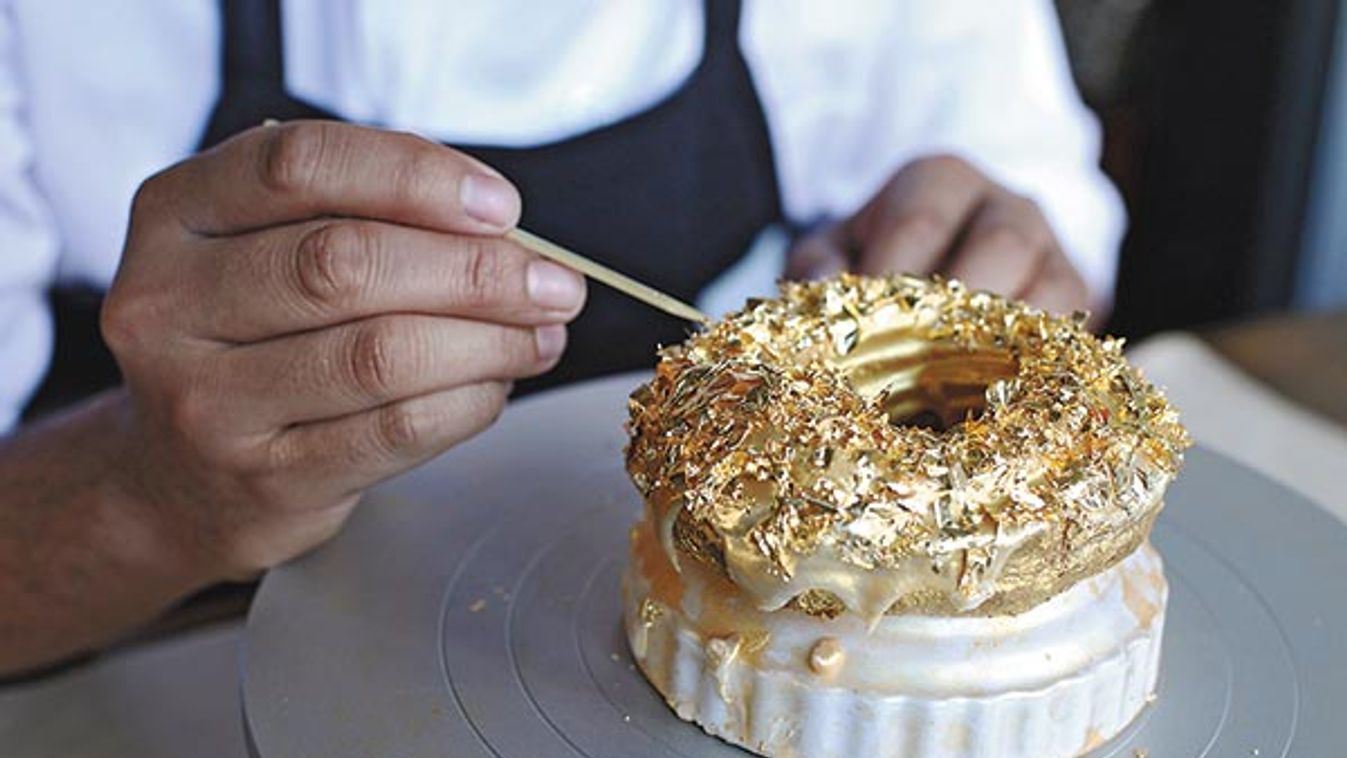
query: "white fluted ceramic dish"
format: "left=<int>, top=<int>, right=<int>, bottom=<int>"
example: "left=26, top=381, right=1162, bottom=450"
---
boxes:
left=242, top=373, right=1345, bottom=757
left=624, top=536, right=1166, bottom=758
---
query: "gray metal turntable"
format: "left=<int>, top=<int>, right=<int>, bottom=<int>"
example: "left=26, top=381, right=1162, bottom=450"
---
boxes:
left=242, top=373, right=1346, bottom=757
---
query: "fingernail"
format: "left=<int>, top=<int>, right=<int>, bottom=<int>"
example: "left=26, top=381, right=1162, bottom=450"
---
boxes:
left=796, top=251, right=845, bottom=280
left=788, top=238, right=847, bottom=281
left=535, top=324, right=567, bottom=361
left=460, top=173, right=520, bottom=228
left=806, top=257, right=846, bottom=280
left=527, top=259, right=585, bottom=312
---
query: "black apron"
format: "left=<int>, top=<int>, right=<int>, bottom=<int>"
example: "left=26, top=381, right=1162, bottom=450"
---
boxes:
left=24, top=0, right=781, bottom=418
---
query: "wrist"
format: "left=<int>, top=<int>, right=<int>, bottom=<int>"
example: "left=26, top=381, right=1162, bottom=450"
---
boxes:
left=0, top=388, right=228, bottom=672
left=91, top=389, right=226, bottom=595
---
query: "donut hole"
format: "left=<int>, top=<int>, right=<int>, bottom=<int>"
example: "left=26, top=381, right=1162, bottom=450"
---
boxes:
left=888, top=349, right=1018, bottom=430
left=834, top=331, right=1018, bottom=432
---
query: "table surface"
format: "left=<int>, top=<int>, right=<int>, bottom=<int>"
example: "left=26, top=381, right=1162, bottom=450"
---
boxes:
left=2, top=313, right=1344, bottom=758
left=1206, top=309, right=1347, bottom=430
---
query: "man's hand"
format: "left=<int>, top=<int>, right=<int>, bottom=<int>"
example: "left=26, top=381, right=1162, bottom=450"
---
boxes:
left=1, top=121, right=586, bottom=674
left=101, top=121, right=587, bottom=580
left=787, top=155, right=1092, bottom=315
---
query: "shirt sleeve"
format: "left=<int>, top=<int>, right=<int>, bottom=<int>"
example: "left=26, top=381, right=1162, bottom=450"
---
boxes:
left=0, top=3, right=59, bottom=434
left=748, top=0, right=1126, bottom=306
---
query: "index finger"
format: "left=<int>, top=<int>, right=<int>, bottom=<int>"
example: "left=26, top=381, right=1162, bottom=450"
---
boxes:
left=153, top=121, right=520, bottom=237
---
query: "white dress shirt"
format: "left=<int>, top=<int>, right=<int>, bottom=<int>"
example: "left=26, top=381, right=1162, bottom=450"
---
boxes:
left=0, top=0, right=1124, bottom=432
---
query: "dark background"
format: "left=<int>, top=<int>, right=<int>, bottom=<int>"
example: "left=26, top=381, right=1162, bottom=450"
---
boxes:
left=1054, top=0, right=1342, bottom=337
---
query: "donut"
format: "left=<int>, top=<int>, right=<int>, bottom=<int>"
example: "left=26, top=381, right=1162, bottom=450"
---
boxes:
left=621, top=275, right=1190, bottom=758
left=625, top=274, right=1189, bottom=621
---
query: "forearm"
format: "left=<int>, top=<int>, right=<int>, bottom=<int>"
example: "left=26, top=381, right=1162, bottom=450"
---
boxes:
left=0, top=389, right=212, bottom=676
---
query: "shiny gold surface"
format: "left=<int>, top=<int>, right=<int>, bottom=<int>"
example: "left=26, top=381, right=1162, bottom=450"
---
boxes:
left=625, top=275, right=1190, bottom=618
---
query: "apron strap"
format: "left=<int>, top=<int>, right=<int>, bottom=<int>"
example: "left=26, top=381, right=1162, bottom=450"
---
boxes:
left=199, top=0, right=332, bottom=149
left=704, top=0, right=744, bottom=64
left=219, top=0, right=285, bottom=96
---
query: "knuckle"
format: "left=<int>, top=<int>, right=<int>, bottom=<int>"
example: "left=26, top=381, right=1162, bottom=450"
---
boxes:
left=293, top=222, right=373, bottom=311
left=484, top=383, right=510, bottom=422
left=100, top=289, right=161, bottom=358
left=1009, top=191, right=1039, bottom=213
left=1013, top=206, right=1056, bottom=253
left=891, top=208, right=949, bottom=246
left=259, top=435, right=302, bottom=475
left=345, top=319, right=404, bottom=400
left=391, top=139, right=446, bottom=206
left=1062, top=264, right=1091, bottom=300
left=462, top=382, right=509, bottom=429
left=218, top=445, right=271, bottom=479
left=157, top=384, right=275, bottom=502
left=166, top=387, right=220, bottom=454
left=260, top=123, right=328, bottom=195
left=1017, top=199, right=1054, bottom=246
left=374, top=401, right=424, bottom=455
left=98, top=293, right=139, bottom=354
left=125, top=165, right=188, bottom=238
left=454, top=238, right=511, bottom=308
left=128, top=173, right=167, bottom=220
left=916, top=152, right=974, bottom=177
left=981, top=226, right=1033, bottom=254
left=502, top=326, right=539, bottom=368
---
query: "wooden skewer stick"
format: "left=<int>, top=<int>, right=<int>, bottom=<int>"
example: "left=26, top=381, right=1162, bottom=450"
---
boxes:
left=506, top=228, right=712, bottom=327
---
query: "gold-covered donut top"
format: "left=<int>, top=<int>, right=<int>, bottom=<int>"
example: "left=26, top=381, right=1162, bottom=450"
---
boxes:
left=625, top=275, right=1190, bottom=620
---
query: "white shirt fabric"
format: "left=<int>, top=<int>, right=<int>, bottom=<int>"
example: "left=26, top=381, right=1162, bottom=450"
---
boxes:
left=0, top=0, right=1124, bottom=432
